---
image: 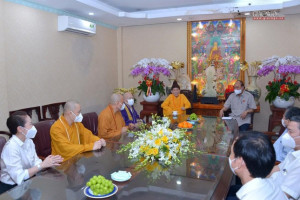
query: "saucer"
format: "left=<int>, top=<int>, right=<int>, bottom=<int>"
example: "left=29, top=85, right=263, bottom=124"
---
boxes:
left=111, top=171, right=132, bottom=182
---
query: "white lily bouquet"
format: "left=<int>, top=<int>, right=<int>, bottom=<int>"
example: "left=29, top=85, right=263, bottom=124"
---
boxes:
left=118, top=115, right=197, bottom=171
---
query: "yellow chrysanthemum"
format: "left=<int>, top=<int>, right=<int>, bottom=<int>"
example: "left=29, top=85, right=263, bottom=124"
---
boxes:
left=158, top=129, right=163, bottom=136
left=152, top=148, right=159, bottom=156
left=140, top=145, right=149, bottom=152
left=173, top=138, right=178, bottom=143
left=161, top=135, right=168, bottom=144
left=155, top=139, right=161, bottom=146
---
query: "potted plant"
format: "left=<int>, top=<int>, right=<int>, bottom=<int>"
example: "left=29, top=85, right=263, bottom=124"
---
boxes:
left=257, top=56, right=300, bottom=108
left=131, top=58, right=172, bottom=102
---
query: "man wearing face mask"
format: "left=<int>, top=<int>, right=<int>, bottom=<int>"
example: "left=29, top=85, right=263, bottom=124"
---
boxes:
left=269, top=115, right=300, bottom=200
left=121, top=92, right=143, bottom=129
left=0, top=111, right=63, bottom=194
left=50, top=101, right=105, bottom=161
left=273, top=106, right=300, bottom=162
left=227, top=132, right=286, bottom=200
left=98, top=93, right=128, bottom=140
left=220, top=80, right=256, bottom=131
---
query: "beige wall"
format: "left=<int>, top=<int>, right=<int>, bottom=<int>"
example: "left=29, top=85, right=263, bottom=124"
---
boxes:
left=0, top=0, right=9, bottom=130
left=119, top=22, right=188, bottom=112
left=0, top=1, right=117, bottom=129
left=119, top=15, right=300, bottom=132
left=246, top=15, right=300, bottom=131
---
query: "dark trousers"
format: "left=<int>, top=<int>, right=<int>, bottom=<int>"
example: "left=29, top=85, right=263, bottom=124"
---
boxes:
left=0, top=181, right=16, bottom=194
left=239, top=123, right=250, bottom=132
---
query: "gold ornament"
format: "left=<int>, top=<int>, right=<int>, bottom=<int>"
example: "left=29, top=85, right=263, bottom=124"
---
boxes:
left=113, top=87, right=137, bottom=95
left=170, top=61, right=184, bottom=70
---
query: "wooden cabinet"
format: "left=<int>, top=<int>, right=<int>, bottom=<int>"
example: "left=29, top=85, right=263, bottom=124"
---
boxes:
left=268, top=105, right=285, bottom=133
left=192, top=102, right=260, bottom=117
left=140, top=101, right=163, bottom=123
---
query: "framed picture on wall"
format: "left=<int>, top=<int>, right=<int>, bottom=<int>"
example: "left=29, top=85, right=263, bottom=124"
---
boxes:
left=187, top=18, right=245, bottom=99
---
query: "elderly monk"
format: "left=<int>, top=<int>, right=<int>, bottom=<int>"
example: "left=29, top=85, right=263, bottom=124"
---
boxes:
left=98, top=94, right=128, bottom=139
left=161, top=80, right=191, bottom=116
left=98, top=93, right=128, bottom=139
left=50, top=100, right=105, bottom=161
left=121, top=92, right=143, bottom=129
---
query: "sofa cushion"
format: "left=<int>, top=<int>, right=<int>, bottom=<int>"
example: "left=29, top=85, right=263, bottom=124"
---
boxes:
left=82, top=112, right=98, bottom=135
left=33, top=120, right=55, bottom=159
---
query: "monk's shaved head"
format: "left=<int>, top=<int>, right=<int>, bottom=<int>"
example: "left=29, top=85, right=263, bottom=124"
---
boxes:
left=64, top=100, right=80, bottom=113
left=123, top=92, right=133, bottom=101
left=111, top=94, right=123, bottom=105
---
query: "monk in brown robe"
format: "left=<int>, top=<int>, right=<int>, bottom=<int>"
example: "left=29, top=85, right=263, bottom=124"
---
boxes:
left=50, top=101, right=105, bottom=161
left=98, top=93, right=128, bottom=140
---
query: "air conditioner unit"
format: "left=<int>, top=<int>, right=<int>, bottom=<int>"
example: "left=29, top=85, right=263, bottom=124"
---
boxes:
left=58, top=16, right=96, bottom=36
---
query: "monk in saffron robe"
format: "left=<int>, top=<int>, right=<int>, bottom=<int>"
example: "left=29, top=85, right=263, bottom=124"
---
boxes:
left=50, top=101, right=105, bottom=161
left=98, top=94, right=128, bottom=140
left=161, top=81, right=191, bottom=116
left=121, top=92, right=143, bottom=129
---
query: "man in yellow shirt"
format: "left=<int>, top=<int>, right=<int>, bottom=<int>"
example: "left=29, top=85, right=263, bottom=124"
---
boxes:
left=50, top=100, right=105, bottom=161
left=161, top=81, right=191, bottom=116
left=98, top=93, right=128, bottom=140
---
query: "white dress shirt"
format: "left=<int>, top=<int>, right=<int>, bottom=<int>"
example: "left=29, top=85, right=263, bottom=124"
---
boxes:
left=236, top=178, right=287, bottom=200
left=0, top=135, right=42, bottom=185
left=270, top=150, right=300, bottom=200
left=273, top=129, right=294, bottom=162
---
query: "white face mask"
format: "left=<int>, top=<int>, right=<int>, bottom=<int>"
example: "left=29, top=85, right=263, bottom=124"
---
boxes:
left=281, top=119, right=287, bottom=127
left=72, top=112, right=83, bottom=123
left=234, top=89, right=242, bottom=95
left=22, top=126, right=37, bottom=139
left=120, top=103, right=126, bottom=110
left=228, top=157, right=239, bottom=175
left=127, top=99, right=134, bottom=106
left=282, top=133, right=297, bottom=149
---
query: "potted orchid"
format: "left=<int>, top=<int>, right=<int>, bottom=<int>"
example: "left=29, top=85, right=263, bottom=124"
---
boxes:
left=257, top=56, right=300, bottom=108
left=131, top=58, right=172, bottom=102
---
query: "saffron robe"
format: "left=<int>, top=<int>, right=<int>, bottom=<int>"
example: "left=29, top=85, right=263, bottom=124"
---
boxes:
left=161, top=94, right=191, bottom=116
left=98, top=105, right=125, bottom=139
left=50, top=115, right=100, bottom=161
left=121, top=104, right=140, bottom=125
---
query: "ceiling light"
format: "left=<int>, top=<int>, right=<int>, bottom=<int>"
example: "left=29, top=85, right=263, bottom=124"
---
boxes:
left=177, top=18, right=182, bottom=21
left=244, top=12, right=250, bottom=16
left=89, top=12, right=94, bottom=16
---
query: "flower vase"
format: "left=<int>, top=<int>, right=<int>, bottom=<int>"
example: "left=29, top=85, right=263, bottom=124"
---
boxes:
left=143, top=92, right=160, bottom=102
left=246, top=75, right=261, bottom=105
left=272, top=96, right=295, bottom=108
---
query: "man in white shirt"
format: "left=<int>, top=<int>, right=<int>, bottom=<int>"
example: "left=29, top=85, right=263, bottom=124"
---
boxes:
left=273, top=107, right=300, bottom=162
left=269, top=115, right=300, bottom=200
left=229, top=132, right=287, bottom=200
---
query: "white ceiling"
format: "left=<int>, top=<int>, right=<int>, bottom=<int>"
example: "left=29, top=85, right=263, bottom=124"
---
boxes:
left=26, top=0, right=300, bottom=27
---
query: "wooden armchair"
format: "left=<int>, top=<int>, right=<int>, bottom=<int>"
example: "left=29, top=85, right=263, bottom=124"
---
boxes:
left=9, top=106, right=42, bottom=122
left=180, top=90, right=193, bottom=115
left=42, top=102, right=66, bottom=120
